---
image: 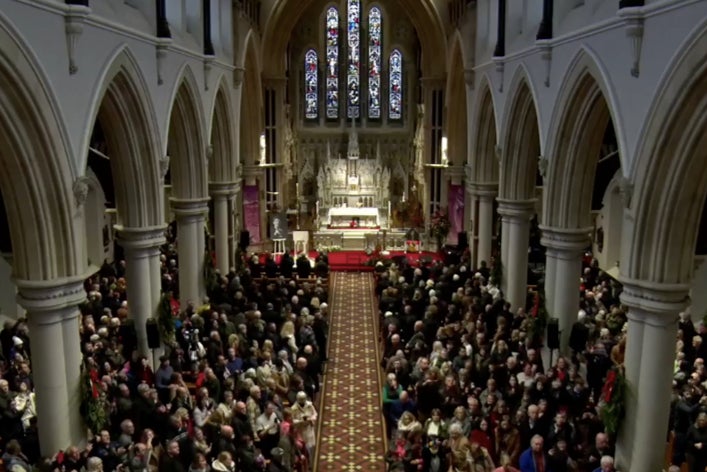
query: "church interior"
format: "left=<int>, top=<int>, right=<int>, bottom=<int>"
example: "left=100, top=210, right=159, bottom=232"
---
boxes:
left=0, top=0, right=706, bottom=471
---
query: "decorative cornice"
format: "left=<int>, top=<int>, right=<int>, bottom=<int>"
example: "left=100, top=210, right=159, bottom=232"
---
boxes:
left=14, top=275, right=87, bottom=318
left=618, top=7, right=644, bottom=77
left=209, top=181, right=239, bottom=198
left=170, top=198, right=211, bottom=221
left=114, top=225, right=167, bottom=252
left=72, top=176, right=90, bottom=209
left=497, top=198, right=536, bottom=220
left=539, top=225, right=592, bottom=252
left=64, top=4, right=90, bottom=74
left=620, top=276, right=689, bottom=321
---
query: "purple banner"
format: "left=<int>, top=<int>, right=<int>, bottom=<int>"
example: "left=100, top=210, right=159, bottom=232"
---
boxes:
left=448, top=184, right=465, bottom=245
left=243, top=185, right=261, bottom=244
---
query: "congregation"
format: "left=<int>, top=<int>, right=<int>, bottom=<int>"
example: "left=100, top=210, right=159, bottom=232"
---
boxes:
left=374, top=250, right=707, bottom=472
left=0, top=224, right=330, bottom=472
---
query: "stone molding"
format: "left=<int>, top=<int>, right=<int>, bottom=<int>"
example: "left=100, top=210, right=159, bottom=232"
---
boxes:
left=209, top=181, right=239, bottom=198
left=170, top=198, right=210, bottom=222
left=467, top=181, right=499, bottom=197
left=114, top=225, right=167, bottom=252
left=497, top=198, right=536, bottom=220
left=15, top=275, right=86, bottom=319
left=620, top=276, right=690, bottom=321
left=539, top=225, right=592, bottom=252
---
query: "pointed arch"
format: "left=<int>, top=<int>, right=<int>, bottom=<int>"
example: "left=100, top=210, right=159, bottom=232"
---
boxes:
left=166, top=64, right=208, bottom=200
left=624, top=21, right=707, bottom=285
left=499, top=66, right=541, bottom=201
left=470, top=78, right=499, bottom=184
left=241, top=33, right=264, bottom=166
left=209, top=77, right=236, bottom=182
left=446, top=36, right=466, bottom=165
left=543, top=48, right=622, bottom=230
left=86, top=45, right=163, bottom=228
left=0, top=16, right=84, bottom=281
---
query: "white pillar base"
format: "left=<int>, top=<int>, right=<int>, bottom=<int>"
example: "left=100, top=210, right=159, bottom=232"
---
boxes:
left=498, top=199, right=535, bottom=311
left=171, top=199, right=209, bottom=306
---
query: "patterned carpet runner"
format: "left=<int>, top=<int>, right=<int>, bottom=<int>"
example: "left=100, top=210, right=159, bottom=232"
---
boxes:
left=314, top=272, right=387, bottom=471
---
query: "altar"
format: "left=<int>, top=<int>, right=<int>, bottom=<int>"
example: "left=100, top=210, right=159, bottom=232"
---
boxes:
left=327, top=207, right=380, bottom=227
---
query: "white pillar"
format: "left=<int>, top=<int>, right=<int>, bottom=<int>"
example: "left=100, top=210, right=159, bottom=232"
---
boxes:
left=540, top=226, right=590, bottom=354
left=497, top=199, right=535, bottom=311
left=615, top=281, right=687, bottom=472
left=171, top=199, right=209, bottom=306
left=116, top=226, right=166, bottom=358
left=196, top=213, right=207, bottom=301
left=210, top=183, right=237, bottom=275
left=543, top=249, right=557, bottom=316
left=477, top=192, right=495, bottom=267
left=16, top=277, right=86, bottom=455
left=149, top=247, right=162, bottom=308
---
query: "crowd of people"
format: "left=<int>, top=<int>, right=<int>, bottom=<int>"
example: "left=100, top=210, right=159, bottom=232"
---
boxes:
left=0, top=222, right=706, bottom=472
left=0, top=223, right=330, bottom=472
left=373, top=251, right=706, bottom=472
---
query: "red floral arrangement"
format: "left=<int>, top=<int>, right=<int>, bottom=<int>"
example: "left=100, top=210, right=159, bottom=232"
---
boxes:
left=599, top=366, right=626, bottom=436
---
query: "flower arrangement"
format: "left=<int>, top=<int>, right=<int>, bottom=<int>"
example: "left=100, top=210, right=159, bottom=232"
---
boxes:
left=157, top=293, right=176, bottom=345
left=79, top=362, right=110, bottom=435
left=599, top=366, right=627, bottom=437
left=429, top=208, right=451, bottom=245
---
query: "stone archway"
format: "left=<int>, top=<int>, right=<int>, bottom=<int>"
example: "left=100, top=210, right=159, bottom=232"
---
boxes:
left=498, top=74, right=541, bottom=311
left=166, top=66, right=210, bottom=305
left=0, top=19, right=88, bottom=455
left=614, top=22, right=707, bottom=472
left=469, top=80, right=499, bottom=270
left=539, top=51, right=623, bottom=352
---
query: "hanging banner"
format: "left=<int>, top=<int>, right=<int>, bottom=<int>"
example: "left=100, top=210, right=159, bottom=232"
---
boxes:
left=243, top=185, right=261, bottom=244
left=448, top=183, right=465, bottom=245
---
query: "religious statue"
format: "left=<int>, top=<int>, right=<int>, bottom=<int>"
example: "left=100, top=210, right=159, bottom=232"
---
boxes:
left=259, top=133, right=266, bottom=164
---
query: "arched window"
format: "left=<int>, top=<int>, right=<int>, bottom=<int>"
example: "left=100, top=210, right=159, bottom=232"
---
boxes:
left=389, top=48, right=403, bottom=120
left=325, top=7, right=340, bottom=120
left=304, top=49, right=319, bottom=120
left=347, top=0, right=360, bottom=119
left=367, top=6, right=382, bottom=119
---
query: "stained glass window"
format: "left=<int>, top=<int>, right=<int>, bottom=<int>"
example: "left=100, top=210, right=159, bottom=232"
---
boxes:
left=367, top=7, right=382, bottom=119
left=326, top=7, right=339, bottom=120
left=347, top=0, right=360, bottom=119
left=389, top=49, right=403, bottom=120
left=304, top=49, right=318, bottom=120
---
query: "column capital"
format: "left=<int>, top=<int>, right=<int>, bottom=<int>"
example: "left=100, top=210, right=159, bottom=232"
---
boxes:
left=467, top=182, right=499, bottom=198
left=620, top=277, right=690, bottom=321
left=243, top=165, right=265, bottom=178
left=209, top=181, right=239, bottom=198
left=171, top=198, right=210, bottom=222
left=497, top=198, right=536, bottom=220
left=540, top=225, right=591, bottom=252
left=115, top=225, right=167, bottom=253
left=14, top=276, right=85, bottom=322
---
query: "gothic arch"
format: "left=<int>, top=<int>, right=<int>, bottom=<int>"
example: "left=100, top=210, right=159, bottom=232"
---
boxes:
left=209, top=77, right=237, bottom=182
left=87, top=45, right=163, bottom=228
left=470, top=78, right=499, bottom=184
left=445, top=34, right=466, bottom=165
left=543, top=49, right=621, bottom=230
left=0, top=17, right=84, bottom=281
left=241, top=35, right=264, bottom=166
left=166, top=65, right=208, bottom=200
left=623, top=21, right=707, bottom=286
left=499, top=67, right=541, bottom=201
left=262, top=0, right=446, bottom=76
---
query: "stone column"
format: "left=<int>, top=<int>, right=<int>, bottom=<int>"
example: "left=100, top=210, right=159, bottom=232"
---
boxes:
left=210, top=182, right=237, bottom=274
left=497, top=199, right=535, bottom=311
left=116, top=226, right=166, bottom=357
left=171, top=199, right=209, bottom=305
left=15, top=277, right=86, bottom=456
left=540, top=226, right=590, bottom=353
left=473, top=184, right=498, bottom=267
left=615, top=280, right=687, bottom=472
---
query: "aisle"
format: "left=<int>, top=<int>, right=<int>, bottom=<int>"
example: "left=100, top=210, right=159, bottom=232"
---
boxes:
left=314, top=272, right=387, bottom=471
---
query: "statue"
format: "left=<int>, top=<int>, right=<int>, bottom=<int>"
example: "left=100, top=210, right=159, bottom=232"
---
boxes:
left=259, top=134, right=266, bottom=164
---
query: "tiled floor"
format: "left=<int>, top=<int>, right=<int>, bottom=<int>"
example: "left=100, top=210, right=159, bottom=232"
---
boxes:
left=314, top=272, right=387, bottom=471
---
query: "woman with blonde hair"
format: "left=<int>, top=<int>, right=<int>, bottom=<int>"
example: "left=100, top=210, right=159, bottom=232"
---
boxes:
left=492, top=453, right=520, bottom=472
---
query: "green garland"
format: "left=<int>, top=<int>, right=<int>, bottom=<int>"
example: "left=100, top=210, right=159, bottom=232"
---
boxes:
left=599, top=367, right=627, bottom=437
left=157, top=294, right=175, bottom=345
left=79, top=366, right=109, bottom=435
